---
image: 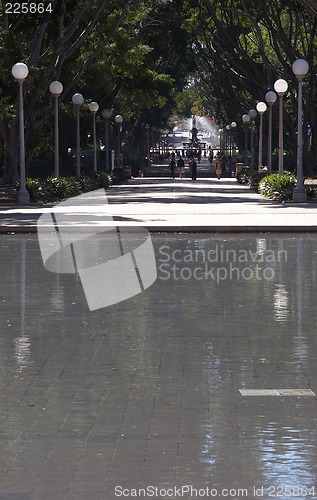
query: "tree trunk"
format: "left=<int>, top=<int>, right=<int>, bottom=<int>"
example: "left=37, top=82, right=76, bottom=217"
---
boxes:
left=3, top=119, right=19, bottom=184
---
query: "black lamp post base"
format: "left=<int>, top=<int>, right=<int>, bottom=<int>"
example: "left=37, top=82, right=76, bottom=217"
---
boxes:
left=293, top=187, right=307, bottom=203
left=17, top=190, right=30, bottom=204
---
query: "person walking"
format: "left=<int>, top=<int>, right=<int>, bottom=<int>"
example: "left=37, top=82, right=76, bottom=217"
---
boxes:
left=177, top=156, right=185, bottom=179
left=191, top=158, right=197, bottom=180
left=169, top=159, right=176, bottom=178
left=215, top=156, right=222, bottom=180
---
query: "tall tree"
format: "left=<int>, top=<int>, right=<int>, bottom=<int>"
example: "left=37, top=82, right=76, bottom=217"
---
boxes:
left=0, top=0, right=195, bottom=181
left=183, top=0, right=317, bottom=173
left=0, top=0, right=152, bottom=182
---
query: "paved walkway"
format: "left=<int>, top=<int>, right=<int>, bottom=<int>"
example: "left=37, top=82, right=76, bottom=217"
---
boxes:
left=1, top=175, right=317, bottom=232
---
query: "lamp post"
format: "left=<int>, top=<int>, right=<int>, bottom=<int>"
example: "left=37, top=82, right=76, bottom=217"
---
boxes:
left=256, top=102, right=267, bottom=171
left=225, top=124, right=230, bottom=155
left=89, top=102, right=99, bottom=172
left=230, top=121, right=237, bottom=157
left=12, top=62, right=30, bottom=204
left=102, top=109, right=111, bottom=171
left=292, top=59, right=309, bottom=202
left=218, top=128, right=224, bottom=152
left=248, top=109, right=257, bottom=169
left=72, top=93, right=84, bottom=177
left=49, top=81, right=63, bottom=178
left=242, top=114, right=251, bottom=167
left=115, top=114, right=123, bottom=168
left=274, top=78, right=288, bottom=174
left=265, top=91, right=277, bottom=173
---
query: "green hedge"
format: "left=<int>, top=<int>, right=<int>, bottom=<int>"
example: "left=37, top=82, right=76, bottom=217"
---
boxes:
left=236, top=169, right=267, bottom=192
left=258, top=173, right=296, bottom=200
left=23, top=169, right=128, bottom=203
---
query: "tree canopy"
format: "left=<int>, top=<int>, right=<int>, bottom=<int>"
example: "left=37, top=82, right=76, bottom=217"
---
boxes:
left=1, top=0, right=317, bottom=180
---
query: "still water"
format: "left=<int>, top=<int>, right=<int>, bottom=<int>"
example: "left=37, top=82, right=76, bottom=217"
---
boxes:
left=0, top=233, right=316, bottom=499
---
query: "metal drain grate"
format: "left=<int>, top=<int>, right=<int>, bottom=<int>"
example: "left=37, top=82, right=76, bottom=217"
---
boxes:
left=239, top=389, right=315, bottom=396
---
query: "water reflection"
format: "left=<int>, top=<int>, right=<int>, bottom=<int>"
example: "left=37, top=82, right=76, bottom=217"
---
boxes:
left=273, top=284, right=289, bottom=322
left=16, top=238, right=32, bottom=371
left=1, top=233, right=317, bottom=491
left=258, top=424, right=315, bottom=487
left=13, top=335, right=32, bottom=371
left=256, top=237, right=267, bottom=256
left=292, top=334, right=309, bottom=362
left=50, top=281, right=65, bottom=314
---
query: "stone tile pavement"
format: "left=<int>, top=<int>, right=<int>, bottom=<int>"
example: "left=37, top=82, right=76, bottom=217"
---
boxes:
left=1, top=176, right=317, bottom=232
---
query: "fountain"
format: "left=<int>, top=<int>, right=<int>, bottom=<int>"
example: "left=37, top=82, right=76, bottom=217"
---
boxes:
left=173, top=115, right=219, bottom=156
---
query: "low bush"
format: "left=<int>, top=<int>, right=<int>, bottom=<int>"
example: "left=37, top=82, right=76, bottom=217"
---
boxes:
left=236, top=168, right=267, bottom=192
left=258, top=173, right=296, bottom=200
left=236, top=168, right=252, bottom=185
left=306, top=185, right=317, bottom=199
left=23, top=168, right=128, bottom=203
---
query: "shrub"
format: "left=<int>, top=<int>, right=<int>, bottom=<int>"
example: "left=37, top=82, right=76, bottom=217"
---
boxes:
left=306, top=185, right=317, bottom=199
left=23, top=169, right=129, bottom=203
left=258, top=173, right=296, bottom=200
left=236, top=168, right=252, bottom=185
left=236, top=168, right=267, bottom=192
left=248, top=171, right=267, bottom=192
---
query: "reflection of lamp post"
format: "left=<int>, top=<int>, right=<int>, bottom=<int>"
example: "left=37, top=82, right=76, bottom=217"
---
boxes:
left=256, top=101, right=267, bottom=171
left=248, top=109, right=257, bottom=170
left=274, top=79, right=288, bottom=174
left=12, top=63, right=30, bottom=204
left=89, top=101, right=99, bottom=172
left=242, top=114, right=251, bottom=167
left=115, top=114, right=123, bottom=168
left=265, top=91, right=277, bottom=173
left=49, top=81, right=63, bottom=178
left=292, top=59, right=309, bottom=203
left=72, top=93, right=84, bottom=177
left=102, top=109, right=111, bottom=171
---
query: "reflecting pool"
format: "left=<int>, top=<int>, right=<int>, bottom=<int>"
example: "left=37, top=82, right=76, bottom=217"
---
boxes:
left=0, top=233, right=316, bottom=499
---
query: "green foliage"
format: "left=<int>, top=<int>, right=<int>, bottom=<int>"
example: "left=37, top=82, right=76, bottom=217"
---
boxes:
left=2, top=0, right=195, bottom=182
left=236, top=169, right=267, bottom=192
left=123, top=149, right=143, bottom=176
left=236, top=168, right=252, bottom=185
left=23, top=169, right=127, bottom=203
left=182, top=0, right=317, bottom=174
left=258, top=173, right=297, bottom=200
left=306, top=184, right=317, bottom=198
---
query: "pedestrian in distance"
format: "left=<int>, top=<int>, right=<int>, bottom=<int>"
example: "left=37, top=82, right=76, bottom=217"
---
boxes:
left=177, top=156, right=185, bottom=179
left=191, top=158, right=197, bottom=180
left=169, top=159, right=176, bottom=178
left=215, top=156, right=222, bottom=180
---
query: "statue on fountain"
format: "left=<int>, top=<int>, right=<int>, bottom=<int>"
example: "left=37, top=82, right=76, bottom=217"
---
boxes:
left=191, top=116, right=199, bottom=148
left=182, top=115, right=206, bottom=158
